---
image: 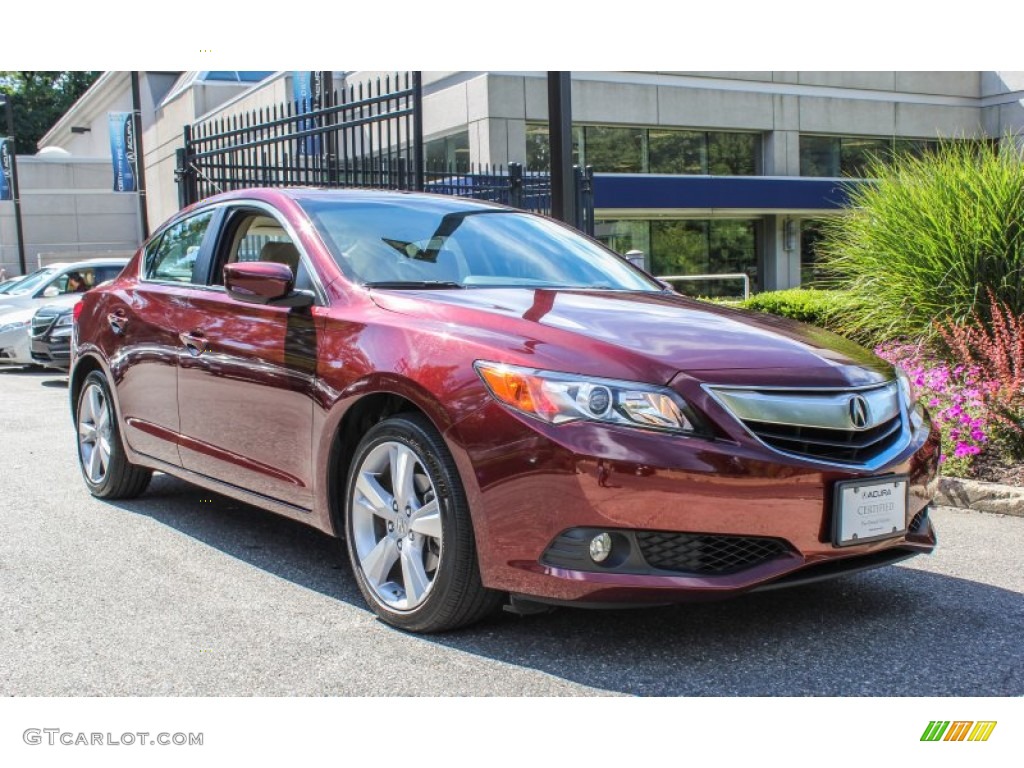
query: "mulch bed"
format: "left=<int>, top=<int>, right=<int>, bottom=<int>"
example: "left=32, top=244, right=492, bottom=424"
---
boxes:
left=964, top=452, right=1024, bottom=487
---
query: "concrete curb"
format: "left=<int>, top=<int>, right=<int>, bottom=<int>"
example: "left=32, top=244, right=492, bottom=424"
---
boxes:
left=936, top=477, right=1024, bottom=517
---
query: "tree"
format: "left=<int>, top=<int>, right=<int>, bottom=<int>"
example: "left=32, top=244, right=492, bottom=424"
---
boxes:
left=0, top=71, right=101, bottom=154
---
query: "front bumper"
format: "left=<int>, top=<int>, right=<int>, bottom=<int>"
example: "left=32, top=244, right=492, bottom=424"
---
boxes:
left=30, top=336, right=71, bottom=371
left=448, top=400, right=940, bottom=604
left=0, top=327, right=32, bottom=365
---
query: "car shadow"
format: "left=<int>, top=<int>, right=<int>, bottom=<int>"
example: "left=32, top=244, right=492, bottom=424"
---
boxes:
left=111, top=475, right=1023, bottom=697
left=0, top=366, right=51, bottom=376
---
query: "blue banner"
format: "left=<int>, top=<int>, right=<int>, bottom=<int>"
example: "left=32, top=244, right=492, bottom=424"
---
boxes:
left=0, top=138, right=12, bottom=202
left=292, top=71, right=324, bottom=156
left=108, top=112, right=138, bottom=193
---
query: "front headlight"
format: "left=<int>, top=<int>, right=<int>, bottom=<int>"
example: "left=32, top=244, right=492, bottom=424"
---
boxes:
left=475, top=361, right=701, bottom=434
left=54, top=313, right=74, bottom=327
left=895, top=365, right=919, bottom=409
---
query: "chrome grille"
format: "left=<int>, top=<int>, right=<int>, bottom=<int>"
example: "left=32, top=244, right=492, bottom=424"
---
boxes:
left=744, top=414, right=903, bottom=463
left=31, top=315, right=57, bottom=337
left=708, top=382, right=906, bottom=466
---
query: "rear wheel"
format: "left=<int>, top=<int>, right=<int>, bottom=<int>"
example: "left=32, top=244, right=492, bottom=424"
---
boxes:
left=76, top=371, right=152, bottom=499
left=344, top=413, right=500, bottom=632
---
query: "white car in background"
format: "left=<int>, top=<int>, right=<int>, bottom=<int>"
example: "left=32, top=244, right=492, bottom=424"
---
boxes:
left=0, top=258, right=129, bottom=314
left=0, top=259, right=127, bottom=366
left=0, top=294, right=82, bottom=366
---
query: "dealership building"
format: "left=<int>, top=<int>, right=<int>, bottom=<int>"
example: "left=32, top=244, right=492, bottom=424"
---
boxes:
left=15, top=71, right=1024, bottom=294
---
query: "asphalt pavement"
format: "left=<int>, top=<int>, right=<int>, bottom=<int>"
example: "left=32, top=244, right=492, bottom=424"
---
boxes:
left=1, top=366, right=1022, bottom=696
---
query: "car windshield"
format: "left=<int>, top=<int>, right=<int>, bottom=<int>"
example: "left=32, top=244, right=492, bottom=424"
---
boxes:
left=4, top=268, right=57, bottom=296
left=299, top=199, right=660, bottom=291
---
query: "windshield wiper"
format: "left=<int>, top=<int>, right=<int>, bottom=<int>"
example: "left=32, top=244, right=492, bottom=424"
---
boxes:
left=364, top=281, right=464, bottom=290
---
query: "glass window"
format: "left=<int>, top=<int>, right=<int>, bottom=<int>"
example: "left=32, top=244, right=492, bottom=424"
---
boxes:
left=651, top=220, right=710, bottom=276
left=299, top=199, right=660, bottom=291
left=893, top=138, right=940, bottom=160
left=425, top=131, right=470, bottom=173
left=650, top=219, right=758, bottom=297
left=800, top=219, right=827, bottom=286
left=4, top=267, right=58, bottom=296
left=800, top=135, right=841, bottom=177
left=801, top=135, right=954, bottom=177
left=144, top=211, right=215, bottom=283
left=525, top=123, right=550, bottom=172
left=707, top=132, right=760, bottom=175
left=840, top=137, right=890, bottom=177
left=524, top=123, right=582, bottom=172
left=648, top=130, right=705, bottom=174
left=583, top=126, right=645, bottom=173
left=526, top=123, right=760, bottom=177
left=594, top=220, right=652, bottom=268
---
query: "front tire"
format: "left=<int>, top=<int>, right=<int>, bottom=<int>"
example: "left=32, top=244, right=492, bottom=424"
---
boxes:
left=76, top=371, right=152, bottom=499
left=344, top=413, right=500, bottom=632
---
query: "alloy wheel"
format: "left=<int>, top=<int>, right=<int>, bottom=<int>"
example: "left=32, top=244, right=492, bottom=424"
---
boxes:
left=350, top=441, right=443, bottom=611
left=78, top=381, right=112, bottom=484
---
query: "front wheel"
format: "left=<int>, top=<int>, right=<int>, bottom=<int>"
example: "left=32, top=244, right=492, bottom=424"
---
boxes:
left=344, top=413, right=500, bottom=632
left=76, top=371, right=152, bottom=499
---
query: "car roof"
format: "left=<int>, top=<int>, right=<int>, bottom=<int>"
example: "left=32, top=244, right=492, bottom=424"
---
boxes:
left=195, top=186, right=511, bottom=215
left=59, top=258, right=130, bottom=267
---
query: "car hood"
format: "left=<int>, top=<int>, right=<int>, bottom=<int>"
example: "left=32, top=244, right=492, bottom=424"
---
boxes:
left=0, top=293, right=79, bottom=320
left=368, top=288, right=893, bottom=387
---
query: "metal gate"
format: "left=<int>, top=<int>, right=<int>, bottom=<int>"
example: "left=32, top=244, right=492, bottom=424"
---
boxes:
left=175, top=72, right=594, bottom=234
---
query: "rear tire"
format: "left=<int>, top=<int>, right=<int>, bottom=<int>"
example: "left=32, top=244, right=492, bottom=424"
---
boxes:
left=76, top=371, right=152, bottom=500
left=344, top=413, right=500, bottom=633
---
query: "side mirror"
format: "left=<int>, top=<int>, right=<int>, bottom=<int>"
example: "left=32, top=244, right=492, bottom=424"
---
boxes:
left=42, top=285, right=60, bottom=298
left=223, top=262, right=314, bottom=308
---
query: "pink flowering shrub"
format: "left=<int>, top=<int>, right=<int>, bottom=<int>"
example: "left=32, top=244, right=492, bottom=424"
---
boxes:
left=874, top=340, right=994, bottom=476
left=937, top=295, right=1024, bottom=457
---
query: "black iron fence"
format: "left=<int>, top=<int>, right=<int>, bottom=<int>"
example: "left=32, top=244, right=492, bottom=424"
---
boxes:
left=175, top=72, right=594, bottom=235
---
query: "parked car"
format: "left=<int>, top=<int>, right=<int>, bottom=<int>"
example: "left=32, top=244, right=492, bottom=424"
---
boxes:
left=0, top=276, right=24, bottom=294
left=0, top=305, right=36, bottom=365
left=1, top=294, right=82, bottom=367
left=30, top=300, right=81, bottom=372
left=70, top=189, right=939, bottom=633
left=0, top=258, right=128, bottom=313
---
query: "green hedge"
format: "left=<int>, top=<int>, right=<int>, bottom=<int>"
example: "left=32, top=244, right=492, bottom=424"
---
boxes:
left=737, top=289, right=864, bottom=333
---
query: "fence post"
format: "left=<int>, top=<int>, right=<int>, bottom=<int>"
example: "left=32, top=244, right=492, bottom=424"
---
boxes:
left=175, top=124, right=197, bottom=208
left=580, top=164, right=594, bottom=236
left=547, top=71, right=576, bottom=225
left=412, top=71, right=424, bottom=191
left=509, top=162, right=523, bottom=209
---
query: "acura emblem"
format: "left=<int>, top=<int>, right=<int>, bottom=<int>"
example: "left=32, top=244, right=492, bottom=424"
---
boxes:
left=849, top=395, right=871, bottom=429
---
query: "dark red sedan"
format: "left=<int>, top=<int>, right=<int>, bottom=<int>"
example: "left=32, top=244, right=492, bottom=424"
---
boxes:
left=70, top=188, right=938, bottom=632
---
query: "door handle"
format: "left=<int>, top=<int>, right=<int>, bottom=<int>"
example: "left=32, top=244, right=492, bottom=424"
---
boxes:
left=107, top=309, right=127, bottom=335
left=179, top=330, right=208, bottom=357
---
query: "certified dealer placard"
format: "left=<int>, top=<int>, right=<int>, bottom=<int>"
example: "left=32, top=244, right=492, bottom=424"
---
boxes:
left=833, top=475, right=908, bottom=546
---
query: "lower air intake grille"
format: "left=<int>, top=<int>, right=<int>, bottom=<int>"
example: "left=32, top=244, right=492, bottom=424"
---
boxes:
left=636, top=531, right=793, bottom=575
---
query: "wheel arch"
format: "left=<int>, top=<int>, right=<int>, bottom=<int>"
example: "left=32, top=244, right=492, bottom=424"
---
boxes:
left=69, top=352, right=112, bottom=420
left=320, top=373, right=479, bottom=540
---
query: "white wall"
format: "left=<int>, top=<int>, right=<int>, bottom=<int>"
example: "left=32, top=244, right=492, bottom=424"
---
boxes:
left=0, top=157, right=141, bottom=277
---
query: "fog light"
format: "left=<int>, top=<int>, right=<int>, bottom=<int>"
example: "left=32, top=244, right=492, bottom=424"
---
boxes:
left=589, top=532, right=613, bottom=563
